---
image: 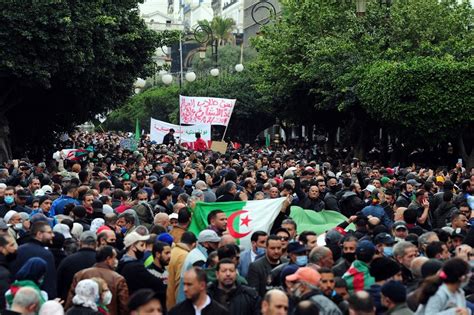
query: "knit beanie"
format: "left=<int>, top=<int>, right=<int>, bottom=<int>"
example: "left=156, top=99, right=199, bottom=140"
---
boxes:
left=370, top=257, right=401, bottom=282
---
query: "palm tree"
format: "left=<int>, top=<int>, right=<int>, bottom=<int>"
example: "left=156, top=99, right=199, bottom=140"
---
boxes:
left=211, top=17, right=236, bottom=46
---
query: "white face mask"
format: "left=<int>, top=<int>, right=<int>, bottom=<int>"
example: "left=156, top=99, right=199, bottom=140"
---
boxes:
left=102, top=291, right=113, bottom=305
left=14, top=223, right=23, bottom=230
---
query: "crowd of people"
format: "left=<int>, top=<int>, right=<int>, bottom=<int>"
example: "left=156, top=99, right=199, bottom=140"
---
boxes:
left=0, top=131, right=473, bottom=315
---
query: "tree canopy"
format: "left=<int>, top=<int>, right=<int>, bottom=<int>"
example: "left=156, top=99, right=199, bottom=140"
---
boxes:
left=0, top=0, right=176, bottom=160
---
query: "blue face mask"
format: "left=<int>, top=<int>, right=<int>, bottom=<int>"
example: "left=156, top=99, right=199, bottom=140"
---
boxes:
left=383, top=247, right=393, bottom=257
left=255, top=247, right=265, bottom=256
left=296, top=255, right=308, bottom=267
left=4, top=196, right=14, bottom=204
left=121, top=227, right=127, bottom=234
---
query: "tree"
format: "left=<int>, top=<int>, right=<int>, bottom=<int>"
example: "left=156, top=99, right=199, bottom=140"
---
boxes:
left=198, top=17, right=236, bottom=46
left=252, top=0, right=473, bottom=160
left=0, top=0, right=177, bottom=161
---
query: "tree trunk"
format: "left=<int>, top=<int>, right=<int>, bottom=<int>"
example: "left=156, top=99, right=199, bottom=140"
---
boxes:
left=0, top=113, right=12, bottom=163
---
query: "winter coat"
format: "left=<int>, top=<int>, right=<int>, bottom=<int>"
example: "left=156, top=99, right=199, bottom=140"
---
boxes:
left=433, top=202, right=458, bottom=228
left=300, top=290, right=343, bottom=315
left=207, top=282, right=260, bottom=315
left=0, top=254, right=10, bottom=309
left=66, top=262, right=129, bottom=315
left=57, top=248, right=97, bottom=300
left=117, top=255, right=166, bottom=295
left=167, top=243, right=191, bottom=309
left=10, top=239, right=57, bottom=298
left=169, top=297, right=229, bottom=315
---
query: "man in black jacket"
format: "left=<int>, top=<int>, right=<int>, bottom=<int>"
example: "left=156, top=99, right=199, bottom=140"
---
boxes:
left=0, top=234, right=17, bottom=309
left=247, top=235, right=283, bottom=297
left=56, top=230, right=98, bottom=300
left=169, top=267, right=229, bottom=315
left=208, top=258, right=260, bottom=315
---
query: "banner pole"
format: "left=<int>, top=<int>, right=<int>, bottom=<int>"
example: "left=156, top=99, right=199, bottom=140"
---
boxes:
left=221, top=124, right=229, bottom=142
left=178, top=95, right=182, bottom=145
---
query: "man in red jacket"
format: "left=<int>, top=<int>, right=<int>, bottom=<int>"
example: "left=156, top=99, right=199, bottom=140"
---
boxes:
left=194, top=132, right=208, bottom=152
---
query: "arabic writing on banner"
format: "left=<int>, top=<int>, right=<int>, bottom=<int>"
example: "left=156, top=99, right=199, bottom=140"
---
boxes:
left=180, top=95, right=236, bottom=126
left=149, top=118, right=211, bottom=144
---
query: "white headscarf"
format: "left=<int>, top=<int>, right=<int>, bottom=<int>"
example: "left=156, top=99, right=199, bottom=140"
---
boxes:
left=4, top=210, right=18, bottom=224
left=90, top=218, right=105, bottom=233
left=39, top=300, right=64, bottom=315
left=71, top=223, right=84, bottom=239
left=72, top=279, right=99, bottom=311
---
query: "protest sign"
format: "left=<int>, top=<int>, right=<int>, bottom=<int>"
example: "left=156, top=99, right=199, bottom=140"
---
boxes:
left=179, top=95, right=236, bottom=126
left=210, top=141, right=227, bottom=154
left=150, top=118, right=211, bottom=144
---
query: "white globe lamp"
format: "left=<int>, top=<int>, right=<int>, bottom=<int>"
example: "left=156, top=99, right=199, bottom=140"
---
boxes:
left=210, top=68, right=219, bottom=77
left=162, top=73, right=173, bottom=85
left=235, top=64, right=244, bottom=72
left=185, top=71, right=196, bottom=82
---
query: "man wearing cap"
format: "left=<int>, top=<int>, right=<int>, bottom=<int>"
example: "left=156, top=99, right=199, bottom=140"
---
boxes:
left=374, top=233, right=396, bottom=257
left=0, top=187, right=29, bottom=218
left=286, top=267, right=342, bottom=315
left=67, top=245, right=129, bottom=315
left=176, top=229, right=221, bottom=303
left=343, top=240, right=376, bottom=293
left=270, top=242, right=308, bottom=287
left=367, top=257, right=402, bottom=314
left=392, top=221, right=408, bottom=242
left=381, top=280, right=413, bottom=315
left=117, top=231, right=167, bottom=296
left=56, top=230, right=98, bottom=300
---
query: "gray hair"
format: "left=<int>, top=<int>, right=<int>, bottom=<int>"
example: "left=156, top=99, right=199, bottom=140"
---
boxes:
left=410, top=256, right=428, bottom=278
left=418, top=232, right=439, bottom=250
left=12, top=287, right=40, bottom=310
left=195, top=180, right=207, bottom=190
left=393, top=241, right=417, bottom=258
left=309, top=246, right=330, bottom=264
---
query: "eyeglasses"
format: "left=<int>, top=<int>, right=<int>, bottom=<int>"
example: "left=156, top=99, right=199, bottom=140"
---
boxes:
left=279, top=237, right=289, bottom=241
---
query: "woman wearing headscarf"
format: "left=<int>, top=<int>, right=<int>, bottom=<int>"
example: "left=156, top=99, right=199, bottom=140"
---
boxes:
left=416, top=258, right=471, bottom=315
left=5, top=257, right=48, bottom=308
left=66, top=279, right=102, bottom=315
left=91, top=277, right=112, bottom=315
left=39, top=300, right=65, bottom=315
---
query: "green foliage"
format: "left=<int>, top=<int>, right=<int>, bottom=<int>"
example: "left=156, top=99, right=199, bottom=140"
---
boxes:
left=0, top=0, right=176, bottom=157
left=191, top=45, right=257, bottom=73
left=197, top=17, right=236, bottom=46
left=251, top=0, right=473, bottom=143
left=357, top=57, right=474, bottom=142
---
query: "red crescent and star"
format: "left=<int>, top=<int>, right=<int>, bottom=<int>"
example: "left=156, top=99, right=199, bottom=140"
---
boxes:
left=227, top=210, right=252, bottom=239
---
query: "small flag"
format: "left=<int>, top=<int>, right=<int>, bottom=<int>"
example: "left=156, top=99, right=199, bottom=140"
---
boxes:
left=135, top=118, right=140, bottom=141
left=290, top=206, right=355, bottom=235
left=265, top=133, right=271, bottom=147
left=189, top=198, right=286, bottom=249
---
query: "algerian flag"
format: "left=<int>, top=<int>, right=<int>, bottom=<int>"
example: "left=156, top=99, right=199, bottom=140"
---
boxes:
left=290, top=206, right=355, bottom=235
left=189, top=198, right=286, bottom=249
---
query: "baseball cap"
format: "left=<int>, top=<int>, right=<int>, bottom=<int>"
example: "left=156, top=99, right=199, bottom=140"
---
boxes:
left=287, top=242, right=307, bottom=254
left=197, top=230, right=221, bottom=243
left=374, top=233, right=395, bottom=245
left=364, top=185, right=376, bottom=193
left=380, top=177, right=390, bottom=185
left=356, top=240, right=376, bottom=257
left=80, top=231, right=97, bottom=243
left=149, top=175, right=158, bottom=183
left=286, top=267, right=321, bottom=286
left=393, top=221, right=407, bottom=230
left=452, top=228, right=467, bottom=239
left=157, top=233, right=174, bottom=246
left=124, top=231, right=150, bottom=248
left=41, top=185, right=53, bottom=194
left=407, top=179, right=421, bottom=186
left=169, top=213, right=179, bottom=220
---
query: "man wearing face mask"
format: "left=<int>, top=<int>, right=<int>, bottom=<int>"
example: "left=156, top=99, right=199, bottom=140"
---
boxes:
left=333, top=235, right=358, bottom=277
left=270, top=242, right=308, bottom=287
left=239, top=231, right=268, bottom=278
left=286, top=267, right=343, bottom=315
left=0, top=234, right=17, bottom=308
left=67, top=246, right=129, bottom=315
left=374, top=233, right=396, bottom=258
left=176, top=230, right=221, bottom=303
left=0, top=187, right=28, bottom=218
left=4, top=210, right=23, bottom=240
left=118, top=231, right=167, bottom=298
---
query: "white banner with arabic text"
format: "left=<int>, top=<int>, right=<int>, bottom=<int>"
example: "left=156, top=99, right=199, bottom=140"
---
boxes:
left=150, top=118, right=211, bottom=144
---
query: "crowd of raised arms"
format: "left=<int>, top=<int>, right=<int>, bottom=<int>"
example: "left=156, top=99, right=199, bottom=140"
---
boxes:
left=0, top=131, right=473, bottom=315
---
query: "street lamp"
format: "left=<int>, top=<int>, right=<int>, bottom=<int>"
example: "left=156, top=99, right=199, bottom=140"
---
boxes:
left=235, top=64, right=244, bottom=72
left=210, top=68, right=219, bottom=77
left=185, top=71, right=197, bottom=82
left=162, top=73, right=173, bottom=85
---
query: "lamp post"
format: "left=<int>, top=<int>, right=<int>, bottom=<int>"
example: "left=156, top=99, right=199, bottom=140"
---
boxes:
left=356, top=0, right=367, bottom=16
